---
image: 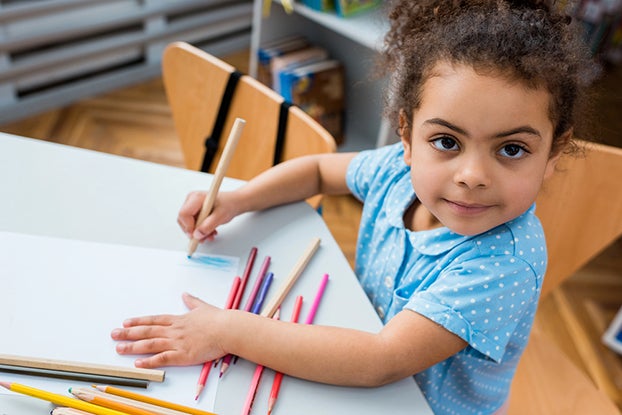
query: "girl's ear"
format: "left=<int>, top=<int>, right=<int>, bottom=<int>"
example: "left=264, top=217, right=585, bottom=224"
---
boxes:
left=544, top=128, right=573, bottom=180
left=399, top=109, right=412, bottom=165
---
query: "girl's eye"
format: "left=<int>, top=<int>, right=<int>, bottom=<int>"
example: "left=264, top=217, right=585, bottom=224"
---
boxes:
left=431, top=137, right=459, bottom=151
left=499, top=144, right=527, bottom=159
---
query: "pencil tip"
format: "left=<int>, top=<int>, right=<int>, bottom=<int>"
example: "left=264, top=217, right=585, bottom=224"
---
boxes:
left=195, top=385, right=203, bottom=401
left=187, top=254, right=192, bottom=259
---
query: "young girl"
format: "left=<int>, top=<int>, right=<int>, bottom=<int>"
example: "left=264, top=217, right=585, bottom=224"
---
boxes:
left=112, top=1, right=592, bottom=413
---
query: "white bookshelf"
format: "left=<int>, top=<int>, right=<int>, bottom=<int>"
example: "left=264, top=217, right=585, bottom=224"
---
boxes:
left=250, top=0, right=394, bottom=151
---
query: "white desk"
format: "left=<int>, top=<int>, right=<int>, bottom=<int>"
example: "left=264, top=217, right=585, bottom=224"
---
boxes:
left=0, top=133, right=433, bottom=415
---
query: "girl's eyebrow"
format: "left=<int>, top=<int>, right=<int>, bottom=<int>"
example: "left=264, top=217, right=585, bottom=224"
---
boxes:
left=424, top=118, right=467, bottom=135
left=494, top=126, right=542, bottom=139
left=424, top=118, right=542, bottom=139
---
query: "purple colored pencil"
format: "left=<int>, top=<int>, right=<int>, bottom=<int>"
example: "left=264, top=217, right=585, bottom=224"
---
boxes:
left=250, top=272, right=274, bottom=314
left=243, top=256, right=271, bottom=312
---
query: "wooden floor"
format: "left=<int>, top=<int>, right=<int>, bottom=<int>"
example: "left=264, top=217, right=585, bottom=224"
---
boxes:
left=1, top=50, right=621, bottom=410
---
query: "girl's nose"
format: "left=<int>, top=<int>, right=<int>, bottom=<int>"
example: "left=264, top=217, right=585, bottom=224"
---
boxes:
left=453, top=154, right=492, bottom=189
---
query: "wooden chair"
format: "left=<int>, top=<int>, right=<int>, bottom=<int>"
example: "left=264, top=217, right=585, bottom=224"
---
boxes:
left=509, top=141, right=622, bottom=414
left=161, top=41, right=337, bottom=209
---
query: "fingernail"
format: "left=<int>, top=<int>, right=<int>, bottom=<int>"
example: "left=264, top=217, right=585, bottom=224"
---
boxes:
left=111, top=329, right=121, bottom=338
left=193, top=230, right=205, bottom=240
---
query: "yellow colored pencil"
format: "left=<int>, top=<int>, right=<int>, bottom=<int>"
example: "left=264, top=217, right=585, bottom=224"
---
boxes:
left=71, top=388, right=158, bottom=415
left=93, top=385, right=216, bottom=415
left=0, top=381, right=129, bottom=415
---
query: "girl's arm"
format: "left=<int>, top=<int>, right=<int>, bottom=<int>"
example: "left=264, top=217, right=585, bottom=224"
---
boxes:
left=112, top=293, right=467, bottom=387
left=178, top=152, right=356, bottom=241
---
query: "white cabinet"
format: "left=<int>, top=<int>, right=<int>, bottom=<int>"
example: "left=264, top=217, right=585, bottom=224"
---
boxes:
left=249, top=0, right=394, bottom=151
left=0, top=0, right=254, bottom=124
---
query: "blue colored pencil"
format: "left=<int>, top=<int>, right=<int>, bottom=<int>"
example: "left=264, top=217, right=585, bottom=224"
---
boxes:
left=251, top=272, right=274, bottom=314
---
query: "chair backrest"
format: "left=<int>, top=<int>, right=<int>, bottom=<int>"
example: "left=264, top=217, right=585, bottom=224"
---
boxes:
left=535, top=140, right=622, bottom=298
left=161, top=42, right=337, bottom=208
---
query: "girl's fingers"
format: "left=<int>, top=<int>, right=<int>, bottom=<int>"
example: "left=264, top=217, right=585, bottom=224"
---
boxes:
left=122, top=314, right=175, bottom=328
left=111, top=321, right=173, bottom=342
left=182, top=292, right=208, bottom=310
left=115, top=337, right=173, bottom=356
left=134, top=350, right=181, bottom=369
left=178, top=191, right=207, bottom=234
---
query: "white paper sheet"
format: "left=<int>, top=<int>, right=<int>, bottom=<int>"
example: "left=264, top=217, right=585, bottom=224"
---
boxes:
left=0, top=231, right=239, bottom=413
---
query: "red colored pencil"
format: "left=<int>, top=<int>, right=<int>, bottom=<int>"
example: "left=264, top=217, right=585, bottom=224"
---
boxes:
left=267, top=295, right=304, bottom=415
left=241, top=307, right=287, bottom=415
left=232, top=247, right=258, bottom=310
left=195, top=275, right=241, bottom=400
left=219, top=247, right=259, bottom=377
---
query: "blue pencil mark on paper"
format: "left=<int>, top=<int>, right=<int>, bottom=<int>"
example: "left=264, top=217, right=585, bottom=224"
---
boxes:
left=186, top=254, right=239, bottom=273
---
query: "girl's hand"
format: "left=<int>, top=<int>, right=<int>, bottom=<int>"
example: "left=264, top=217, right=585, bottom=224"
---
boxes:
left=177, top=191, right=240, bottom=243
left=111, top=293, right=226, bottom=368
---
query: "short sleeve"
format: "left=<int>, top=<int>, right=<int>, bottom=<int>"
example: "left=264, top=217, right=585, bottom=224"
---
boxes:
left=406, top=255, right=539, bottom=362
left=346, top=143, right=403, bottom=202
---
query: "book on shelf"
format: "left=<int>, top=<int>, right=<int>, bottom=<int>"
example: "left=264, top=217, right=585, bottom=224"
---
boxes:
left=302, top=0, right=335, bottom=12
left=279, top=59, right=345, bottom=144
left=270, top=46, right=329, bottom=92
left=257, top=35, right=310, bottom=87
left=334, top=0, right=382, bottom=17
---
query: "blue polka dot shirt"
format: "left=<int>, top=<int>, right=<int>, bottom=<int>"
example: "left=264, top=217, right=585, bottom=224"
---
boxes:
left=345, top=143, right=547, bottom=415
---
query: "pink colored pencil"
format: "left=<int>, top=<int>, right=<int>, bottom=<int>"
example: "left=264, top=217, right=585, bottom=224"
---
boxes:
left=304, top=273, right=329, bottom=325
left=240, top=307, right=287, bottom=415
left=267, top=275, right=328, bottom=415
left=195, top=275, right=241, bottom=400
left=240, top=363, right=265, bottom=415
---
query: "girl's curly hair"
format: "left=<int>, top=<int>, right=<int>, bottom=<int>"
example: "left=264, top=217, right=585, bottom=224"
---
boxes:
left=381, top=0, right=594, bottom=155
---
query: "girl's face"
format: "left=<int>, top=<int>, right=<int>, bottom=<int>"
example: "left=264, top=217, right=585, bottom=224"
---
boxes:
left=401, top=61, right=561, bottom=236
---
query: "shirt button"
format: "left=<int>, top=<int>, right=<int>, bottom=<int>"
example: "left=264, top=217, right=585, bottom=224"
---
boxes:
left=376, top=306, right=385, bottom=319
left=384, top=276, right=392, bottom=288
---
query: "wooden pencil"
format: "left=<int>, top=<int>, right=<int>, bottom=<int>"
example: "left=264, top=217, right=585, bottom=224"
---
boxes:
left=259, top=237, right=320, bottom=318
left=0, top=354, right=163, bottom=383
left=93, top=385, right=216, bottom=415
left=0, top=354, right=163, bottom=384
left=187, top=118, right=246, bottom=257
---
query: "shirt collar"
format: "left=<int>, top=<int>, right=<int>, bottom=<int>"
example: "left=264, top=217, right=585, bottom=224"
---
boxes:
left=383, top=173, right=468, bottom=255
left=408, top=227, right=469, bottom=255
